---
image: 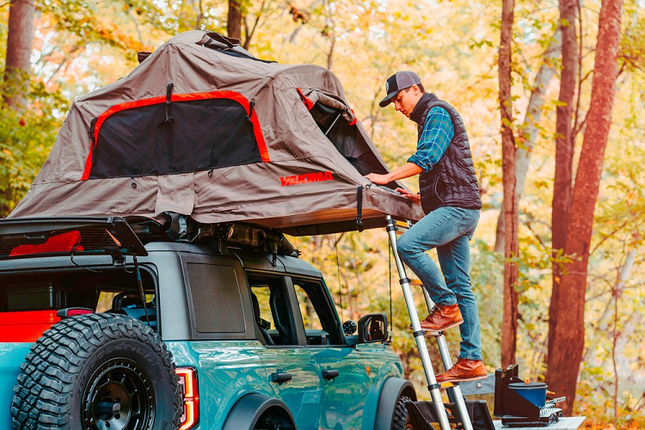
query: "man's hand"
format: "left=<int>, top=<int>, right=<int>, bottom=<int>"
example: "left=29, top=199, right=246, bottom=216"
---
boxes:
left=365, top=173, right=391, bottom=185
left=366, top=163, right=423, bottom=186
left=395, top=187, right=421, bottom=204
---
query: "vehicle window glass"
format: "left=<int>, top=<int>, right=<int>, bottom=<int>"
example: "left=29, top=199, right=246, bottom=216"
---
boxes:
left=0, top=269, right=160, bottom=341
left=96, top=291, right=117, bottom=312
left=292, top=279, right=342, bottom=346
left=252, top=287, right=277, bottom=331
left=247, top=274, right=298, bottom=346
left=96, top=292, right=155, bottom=313
left=295, top=286, right=323, bottom=331
left=186, top=263, right=245, bottom=333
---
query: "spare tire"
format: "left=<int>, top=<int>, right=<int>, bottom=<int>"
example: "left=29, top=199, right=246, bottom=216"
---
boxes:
left=11, top=313, right=182, bottom=430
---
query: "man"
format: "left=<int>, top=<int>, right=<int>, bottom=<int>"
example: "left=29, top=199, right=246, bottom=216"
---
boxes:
left=366, top=71, right=486, bottom=383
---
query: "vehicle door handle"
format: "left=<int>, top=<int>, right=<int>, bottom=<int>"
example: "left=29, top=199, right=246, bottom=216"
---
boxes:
left=322, top=369, right=339, bottom=380
left=270, top=372, right=293, bottom=383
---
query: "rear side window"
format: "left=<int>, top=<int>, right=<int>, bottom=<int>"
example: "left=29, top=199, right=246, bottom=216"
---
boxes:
left=0, top=268, right=159, bottom=342
left=4, top=281, right=58, bottom=311
left=185, top=263, right=245, bottom=333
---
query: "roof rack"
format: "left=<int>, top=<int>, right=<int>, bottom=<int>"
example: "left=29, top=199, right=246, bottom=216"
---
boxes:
left=132, top=213, right=298, bottom=257
left=0, top=217, right=148, bottom=260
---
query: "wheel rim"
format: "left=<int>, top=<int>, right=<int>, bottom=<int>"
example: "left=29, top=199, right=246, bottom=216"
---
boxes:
left=254, top=411, right=276, bottom=430
left=82, top=358, right=155, bottom=430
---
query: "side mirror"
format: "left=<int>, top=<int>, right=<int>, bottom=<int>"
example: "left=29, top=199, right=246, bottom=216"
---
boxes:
left=358, top=313, right=388, bottom=344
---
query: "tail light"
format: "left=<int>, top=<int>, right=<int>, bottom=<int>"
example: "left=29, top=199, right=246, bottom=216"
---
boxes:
left=56, top=307, right=94, bottom=319
left=176, top=367, right=199, bottom=429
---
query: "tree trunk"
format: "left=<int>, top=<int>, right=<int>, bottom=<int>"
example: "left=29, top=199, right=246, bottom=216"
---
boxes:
left=499, top=0, right=518, bottom=367
left=322, top=0, right=336, bottom=71
left=327, top=36, right=335, bottom=71
left=494, top=30, right=561, bottom=253
left=227, top=0, right=243, bottom=41
left=3, top=0, right=36, bottom=108
left=548, top=0, right=578, bottom=361
left=611, top=249, right=635, bottom=423
left=546, top=0, right=623, bottom=414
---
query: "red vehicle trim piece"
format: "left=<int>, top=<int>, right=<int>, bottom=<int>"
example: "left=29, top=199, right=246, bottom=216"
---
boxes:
left=81, top=91, right=270, bottom=180
left=0, top=310, right=60, bottom=342
left=296, top=88, right=315, bottom=111
left=9, top=230, right=84, bottom=257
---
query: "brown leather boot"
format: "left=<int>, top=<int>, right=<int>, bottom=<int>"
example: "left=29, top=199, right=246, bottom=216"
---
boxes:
left=436, top=358, right=487, bottom=383
left=418, top=303, right=463, bottom=334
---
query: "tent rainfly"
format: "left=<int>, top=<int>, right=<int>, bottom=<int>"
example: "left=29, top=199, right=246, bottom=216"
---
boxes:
left=10, top=31, right=424, bottom=235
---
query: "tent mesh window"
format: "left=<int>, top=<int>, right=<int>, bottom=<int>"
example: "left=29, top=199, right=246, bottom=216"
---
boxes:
left=308, top=101, right=389, bottom=179
left=310, top=102, right=360, bottom=171
left=89, top=97, right=262, bottom=179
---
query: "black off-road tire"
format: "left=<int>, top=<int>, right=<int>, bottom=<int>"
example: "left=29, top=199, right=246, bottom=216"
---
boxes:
left=10, top=313, right=183, bottom=430
left=392, top=395, right=413, bottom=430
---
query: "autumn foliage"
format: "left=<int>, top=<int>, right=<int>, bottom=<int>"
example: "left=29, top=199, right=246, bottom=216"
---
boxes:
left=1, top=0, right=644, bottom=427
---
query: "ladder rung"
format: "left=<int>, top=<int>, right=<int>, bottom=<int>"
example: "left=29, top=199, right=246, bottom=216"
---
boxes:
left=409, top=279, right=423, bottom=287
left=407, top=326, right=445, bottom=337
left=424, top=331, right=445, bottom=338
left=393, top=219, right=410, bottom=229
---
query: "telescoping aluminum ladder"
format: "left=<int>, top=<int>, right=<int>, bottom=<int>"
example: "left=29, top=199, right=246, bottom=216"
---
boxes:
left=385, top=215, right=474, bottom=430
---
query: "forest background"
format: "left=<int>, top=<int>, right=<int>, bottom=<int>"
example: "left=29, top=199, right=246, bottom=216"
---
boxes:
left=0, top=0, right=643, bottom=427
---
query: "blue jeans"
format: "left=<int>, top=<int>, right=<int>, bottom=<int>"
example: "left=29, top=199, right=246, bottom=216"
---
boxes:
left=397, top=206, right=482, bottom=361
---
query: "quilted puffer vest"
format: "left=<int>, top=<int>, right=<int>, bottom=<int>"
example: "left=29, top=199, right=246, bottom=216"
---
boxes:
left=410, top=93, right=482, bottom=213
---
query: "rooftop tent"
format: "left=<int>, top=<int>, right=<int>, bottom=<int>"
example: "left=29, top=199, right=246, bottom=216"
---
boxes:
left=9, top=31, right=424, bottom=235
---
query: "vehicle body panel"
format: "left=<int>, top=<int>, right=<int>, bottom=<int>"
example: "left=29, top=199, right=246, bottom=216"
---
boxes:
left=254, top=346, right=322, bottom=429
left=168, top=340, right=270, bottom=429
left=0, top=224, right=411, bottom=429
left=0, top=344, right=31, bottom=429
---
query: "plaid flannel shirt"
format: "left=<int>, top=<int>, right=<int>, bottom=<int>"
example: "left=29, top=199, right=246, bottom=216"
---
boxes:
left=407, top=106, right=454, bottom=172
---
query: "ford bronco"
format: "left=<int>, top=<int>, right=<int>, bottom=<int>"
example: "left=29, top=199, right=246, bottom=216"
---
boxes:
left=0, top=216, right=416, bottom=429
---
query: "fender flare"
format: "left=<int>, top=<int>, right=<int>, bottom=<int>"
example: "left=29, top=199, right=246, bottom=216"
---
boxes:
left=222, top=393, right=296, bottom=430
left=374, top=377, right=417, bottom=430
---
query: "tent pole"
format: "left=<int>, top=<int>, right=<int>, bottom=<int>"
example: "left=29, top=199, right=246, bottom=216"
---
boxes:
left=324, top=113, right=342, bottom=135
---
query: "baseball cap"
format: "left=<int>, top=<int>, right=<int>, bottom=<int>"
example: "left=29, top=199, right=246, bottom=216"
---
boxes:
left=379, top=71, right=422, bottom=108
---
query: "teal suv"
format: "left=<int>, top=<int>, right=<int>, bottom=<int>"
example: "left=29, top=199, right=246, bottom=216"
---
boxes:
left=0, top=217, right=416, bottom=429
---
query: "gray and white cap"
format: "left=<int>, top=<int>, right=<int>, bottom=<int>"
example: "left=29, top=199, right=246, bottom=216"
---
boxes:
left=379, top=71, right=422, bottom=107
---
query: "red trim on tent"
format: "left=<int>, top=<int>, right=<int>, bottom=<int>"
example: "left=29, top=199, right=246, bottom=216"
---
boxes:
left=296, top=88, right=315, bottom=111
left=348, top=109, right=357, bottom=126
left=81, top=91, right=270, bottom=180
